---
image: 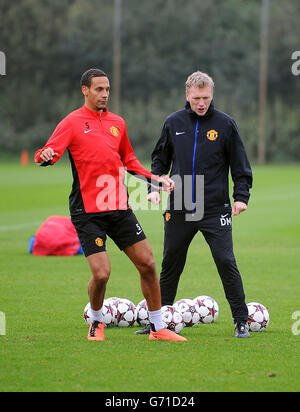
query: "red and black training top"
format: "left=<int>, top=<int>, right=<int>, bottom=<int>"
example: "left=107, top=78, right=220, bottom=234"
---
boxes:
left=35, top=105, right=160, bottom=215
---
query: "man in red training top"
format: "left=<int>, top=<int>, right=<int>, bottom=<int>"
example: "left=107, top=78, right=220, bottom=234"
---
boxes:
left=35, top=68, right=186, bottom=342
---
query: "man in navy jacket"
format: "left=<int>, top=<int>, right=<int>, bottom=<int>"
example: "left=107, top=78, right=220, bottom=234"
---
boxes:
left=137, top=71, right=253, bottom=338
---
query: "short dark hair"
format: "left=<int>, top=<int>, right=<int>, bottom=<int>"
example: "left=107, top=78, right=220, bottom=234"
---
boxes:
left=80, top=68, right=108, bottom=88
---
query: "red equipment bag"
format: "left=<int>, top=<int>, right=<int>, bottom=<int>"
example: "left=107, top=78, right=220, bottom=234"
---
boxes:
left=29, top=216, right=83, bottom=256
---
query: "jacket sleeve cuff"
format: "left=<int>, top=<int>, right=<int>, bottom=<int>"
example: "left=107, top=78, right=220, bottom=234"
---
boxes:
left=233, top=195, right=250, bottom=205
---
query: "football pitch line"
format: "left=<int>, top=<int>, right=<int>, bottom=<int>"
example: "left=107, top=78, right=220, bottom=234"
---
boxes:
left=0, top=221, right=42, bottom=231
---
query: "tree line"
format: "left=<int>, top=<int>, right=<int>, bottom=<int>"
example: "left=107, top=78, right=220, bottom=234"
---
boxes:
left=0, top=0, right=299, bottom=163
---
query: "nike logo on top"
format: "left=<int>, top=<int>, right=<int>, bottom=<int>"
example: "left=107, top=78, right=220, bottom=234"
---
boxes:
left=176, top=131, right=185, bottom=135
left=84, top=129, right=93, bottom=134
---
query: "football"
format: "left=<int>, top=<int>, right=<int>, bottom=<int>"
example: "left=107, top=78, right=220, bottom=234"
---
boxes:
left=161, top=305, right=185, bottom=334
left=102, top=299, right=115, bottom=327
left=83, top=302, right=92, bottom=325
left=174, top=298, right=201, bottom=327
left=105, top=297, right=120, bottom=325
left=136, top=299, right=149, bottom=327
left=83, top=300, right=115, bottom=327
left=247, top=302, right=269, bottom=332
left=114, top=298, right=137, bottom=327
left=193, top=295, right=219, bottom=324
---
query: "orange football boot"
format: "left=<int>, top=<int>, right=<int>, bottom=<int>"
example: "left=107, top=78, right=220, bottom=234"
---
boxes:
left=149, top=328, right=187, bottom=342
left=88, top=321, right=105, bottom=341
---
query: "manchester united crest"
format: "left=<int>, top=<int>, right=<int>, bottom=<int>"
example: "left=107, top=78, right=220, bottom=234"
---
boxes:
left=207, top=129, right=218, bottom=141
left=95, top=237, right=104, bottom=247
left=110, top=126, right=119, bottom=137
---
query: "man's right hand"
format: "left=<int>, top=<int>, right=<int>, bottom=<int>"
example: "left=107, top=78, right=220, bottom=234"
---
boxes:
left=157, top=176, right=175, bottom=194
left=39, top=148, right=58, bottom=162
left=147, top=192, right=161, bottom=205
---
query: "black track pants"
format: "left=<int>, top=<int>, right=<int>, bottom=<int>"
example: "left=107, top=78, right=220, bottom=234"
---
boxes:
left=159, top=212, right=248, bottom=323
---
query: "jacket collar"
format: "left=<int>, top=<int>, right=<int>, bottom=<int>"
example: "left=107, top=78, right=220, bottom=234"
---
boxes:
left=185, top=100, right=215, bottom=120
left=82, top=104, right=109, bottom=118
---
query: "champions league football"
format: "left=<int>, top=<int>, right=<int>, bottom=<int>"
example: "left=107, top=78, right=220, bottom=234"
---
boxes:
left=247, top=302, right=270, bottom=332
left=174, top=298, right=201, bottom=327
left=136, top=299, right=150, bottom=327
left=113, top=298, right=137, bottom=327
left=83, top=295, right=269, bottom=336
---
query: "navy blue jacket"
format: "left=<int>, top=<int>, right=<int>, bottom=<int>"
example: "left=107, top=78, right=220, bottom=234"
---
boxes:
left=150, top=101, right=253, bottom=216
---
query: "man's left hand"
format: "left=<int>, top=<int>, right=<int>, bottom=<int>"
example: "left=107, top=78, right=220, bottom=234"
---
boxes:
left=232, top=201, right=247, bottom=216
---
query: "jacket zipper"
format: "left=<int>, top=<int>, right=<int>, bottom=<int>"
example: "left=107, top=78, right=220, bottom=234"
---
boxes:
left=192, top=120, right=199, bottom=213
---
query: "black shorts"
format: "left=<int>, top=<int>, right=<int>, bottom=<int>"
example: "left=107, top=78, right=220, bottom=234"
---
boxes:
left=71, top=209, right=146, bottom=257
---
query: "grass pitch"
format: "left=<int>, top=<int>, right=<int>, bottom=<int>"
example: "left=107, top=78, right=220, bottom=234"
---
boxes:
left=0, top=161, right=300, bottom=392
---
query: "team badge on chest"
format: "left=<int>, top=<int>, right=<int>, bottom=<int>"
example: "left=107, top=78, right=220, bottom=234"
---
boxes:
left=110, top=126, right=119, bottom=137
left=207, top=129, right=218, bottom=141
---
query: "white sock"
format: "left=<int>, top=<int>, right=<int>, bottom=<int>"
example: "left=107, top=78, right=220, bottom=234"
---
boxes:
left=148, top=309, right=164, bottom=332
left=90, top=307, right=104, bottom=323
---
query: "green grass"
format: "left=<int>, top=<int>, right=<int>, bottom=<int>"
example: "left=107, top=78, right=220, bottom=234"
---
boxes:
left=0, top=162, right=300, bottom=392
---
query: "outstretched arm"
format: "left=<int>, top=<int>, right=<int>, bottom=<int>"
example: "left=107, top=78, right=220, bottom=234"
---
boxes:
left=35, top=117, right=72, bottom=166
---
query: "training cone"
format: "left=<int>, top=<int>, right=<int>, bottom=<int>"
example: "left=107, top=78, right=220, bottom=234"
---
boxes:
left=21, top=150, right=29, bottom=166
